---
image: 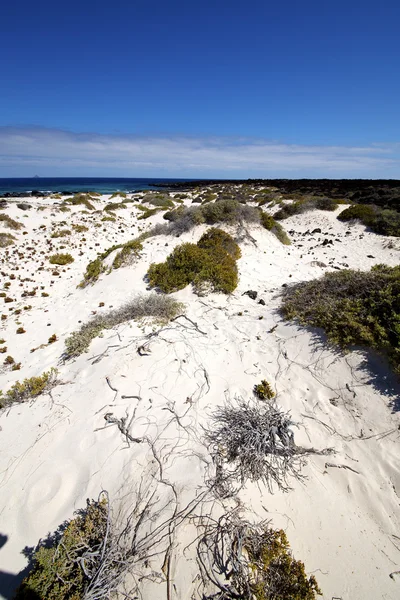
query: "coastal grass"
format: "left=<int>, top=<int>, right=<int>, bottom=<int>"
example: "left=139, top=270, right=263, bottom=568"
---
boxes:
left=148, top=228, right=240, bottom=294
left=281, top=264, right=400, bottom=375
left=64, top=294, right=183, bottom=358
left=0, top=213, right=23, bottom=230
left=79, top=237, right=144, bottom=286
left=260, top=212, right=291, bottom=245
left=0, top=232, right=16, bottom=247
left=63, top=194, right=96, bottom=211
left=337, top=204, right=400, bottom=237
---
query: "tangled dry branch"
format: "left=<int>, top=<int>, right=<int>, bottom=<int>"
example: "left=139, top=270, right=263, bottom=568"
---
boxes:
left=205, top=399, right=334, bottom=495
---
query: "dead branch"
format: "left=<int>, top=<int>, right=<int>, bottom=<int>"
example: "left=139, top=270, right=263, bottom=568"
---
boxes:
left=324, top=462, right=360, bottom=475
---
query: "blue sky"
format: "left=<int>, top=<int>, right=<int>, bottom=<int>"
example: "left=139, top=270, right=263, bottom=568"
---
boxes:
left=1, top=0, right=399, bottom=177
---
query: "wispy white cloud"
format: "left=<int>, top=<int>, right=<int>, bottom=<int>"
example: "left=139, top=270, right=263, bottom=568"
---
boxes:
left=0, top=126, right=399, bottom=177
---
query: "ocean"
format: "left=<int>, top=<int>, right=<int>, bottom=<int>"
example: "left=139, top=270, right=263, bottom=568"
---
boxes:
left=0, top=177, right=195, bottom=195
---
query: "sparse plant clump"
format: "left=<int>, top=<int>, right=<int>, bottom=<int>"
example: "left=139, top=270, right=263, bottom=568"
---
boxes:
left=64, top=294, right=183, bottom=358
left=101, top=215, right=116, bottom=222
left=51, top=229, right=71, bottom=238
left=281, top=264, right=400, bottom=374
left=337, top=204, right=400, bottom=237
left=104, top=202, right=127, bottom=212
left=72, top=224, right=89, bottom=233
left=274, top=197, right=339, bottom=220
left=0, top=232, right=16, bottom=247
left=14, top=495, right=109, bottom=600
left=0, top=367, right=59, bottom=408
left=49, top=253, right=74, bottom=265
left=137, top=205, right=161, bottom=219
left=254, top=379, right=276, bottom=400
left=0, top=213, right=23, bottom=230
left=148, top=228, right=240, bottom=294
left=110, top=191, right=127, bottom=199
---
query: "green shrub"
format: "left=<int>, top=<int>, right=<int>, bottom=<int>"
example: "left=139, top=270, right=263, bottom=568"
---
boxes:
left=337, top=204, right=400, bottom=237
left=101, top=216, right=116, bottom=222
left=110, top=191, right=127, bottom=199
left=0, top=213, right=23, bottom=230
left=0, top=232, right=16, bottom=247
left=281, top=265, right=400, bottom=374
left=248, top=528, right=321, bottom=599
left=314, top=197, right=338, bottom=211
left=254, top=379, right=276, bottom=400
left=1, top=367, right=59, bottom=407
left=14, top=496, right=108, bottom=600
left=64, top=294, right=182, bottom=357
left=148, top=228, right=240, bottom=294
left=49, top=253, right=74, bottom=265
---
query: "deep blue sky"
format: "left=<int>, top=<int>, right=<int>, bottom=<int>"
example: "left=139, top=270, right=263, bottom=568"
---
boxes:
left=1, top=0, right=399, bottom=177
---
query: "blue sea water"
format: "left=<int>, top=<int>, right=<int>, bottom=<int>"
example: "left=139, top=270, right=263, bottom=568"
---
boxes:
left=0, top=177, right=194, bottom=195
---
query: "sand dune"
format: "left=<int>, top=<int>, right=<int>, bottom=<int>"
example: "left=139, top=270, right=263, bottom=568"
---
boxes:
left=0, top=192, right=399, bottom=599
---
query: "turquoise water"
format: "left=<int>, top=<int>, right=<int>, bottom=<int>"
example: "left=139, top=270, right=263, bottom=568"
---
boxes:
left=0, top=177, right=195, bottom=195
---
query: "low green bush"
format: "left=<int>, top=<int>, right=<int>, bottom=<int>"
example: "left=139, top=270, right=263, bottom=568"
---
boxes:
left=148, top=228, right=240, bottom=294
left=281, top=265, right=400, bottom=374
left=260, top=212, right=291, bottom=245
left=49, top=253, right=74, bottom=265
left=254, top=379, right=276, bottom=400
left=0, top=367, right=59, bottom=407
left=337, top=204, right=400, bottom=237
left=248, top=528, right=321, bottom=600
left=110, top=191, right=127, bottom=199
left=14, top=496, right=108, bottom=600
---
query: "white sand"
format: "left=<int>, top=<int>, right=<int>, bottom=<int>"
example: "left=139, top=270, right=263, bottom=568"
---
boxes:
left=0, top=193, right=399, bottom=599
